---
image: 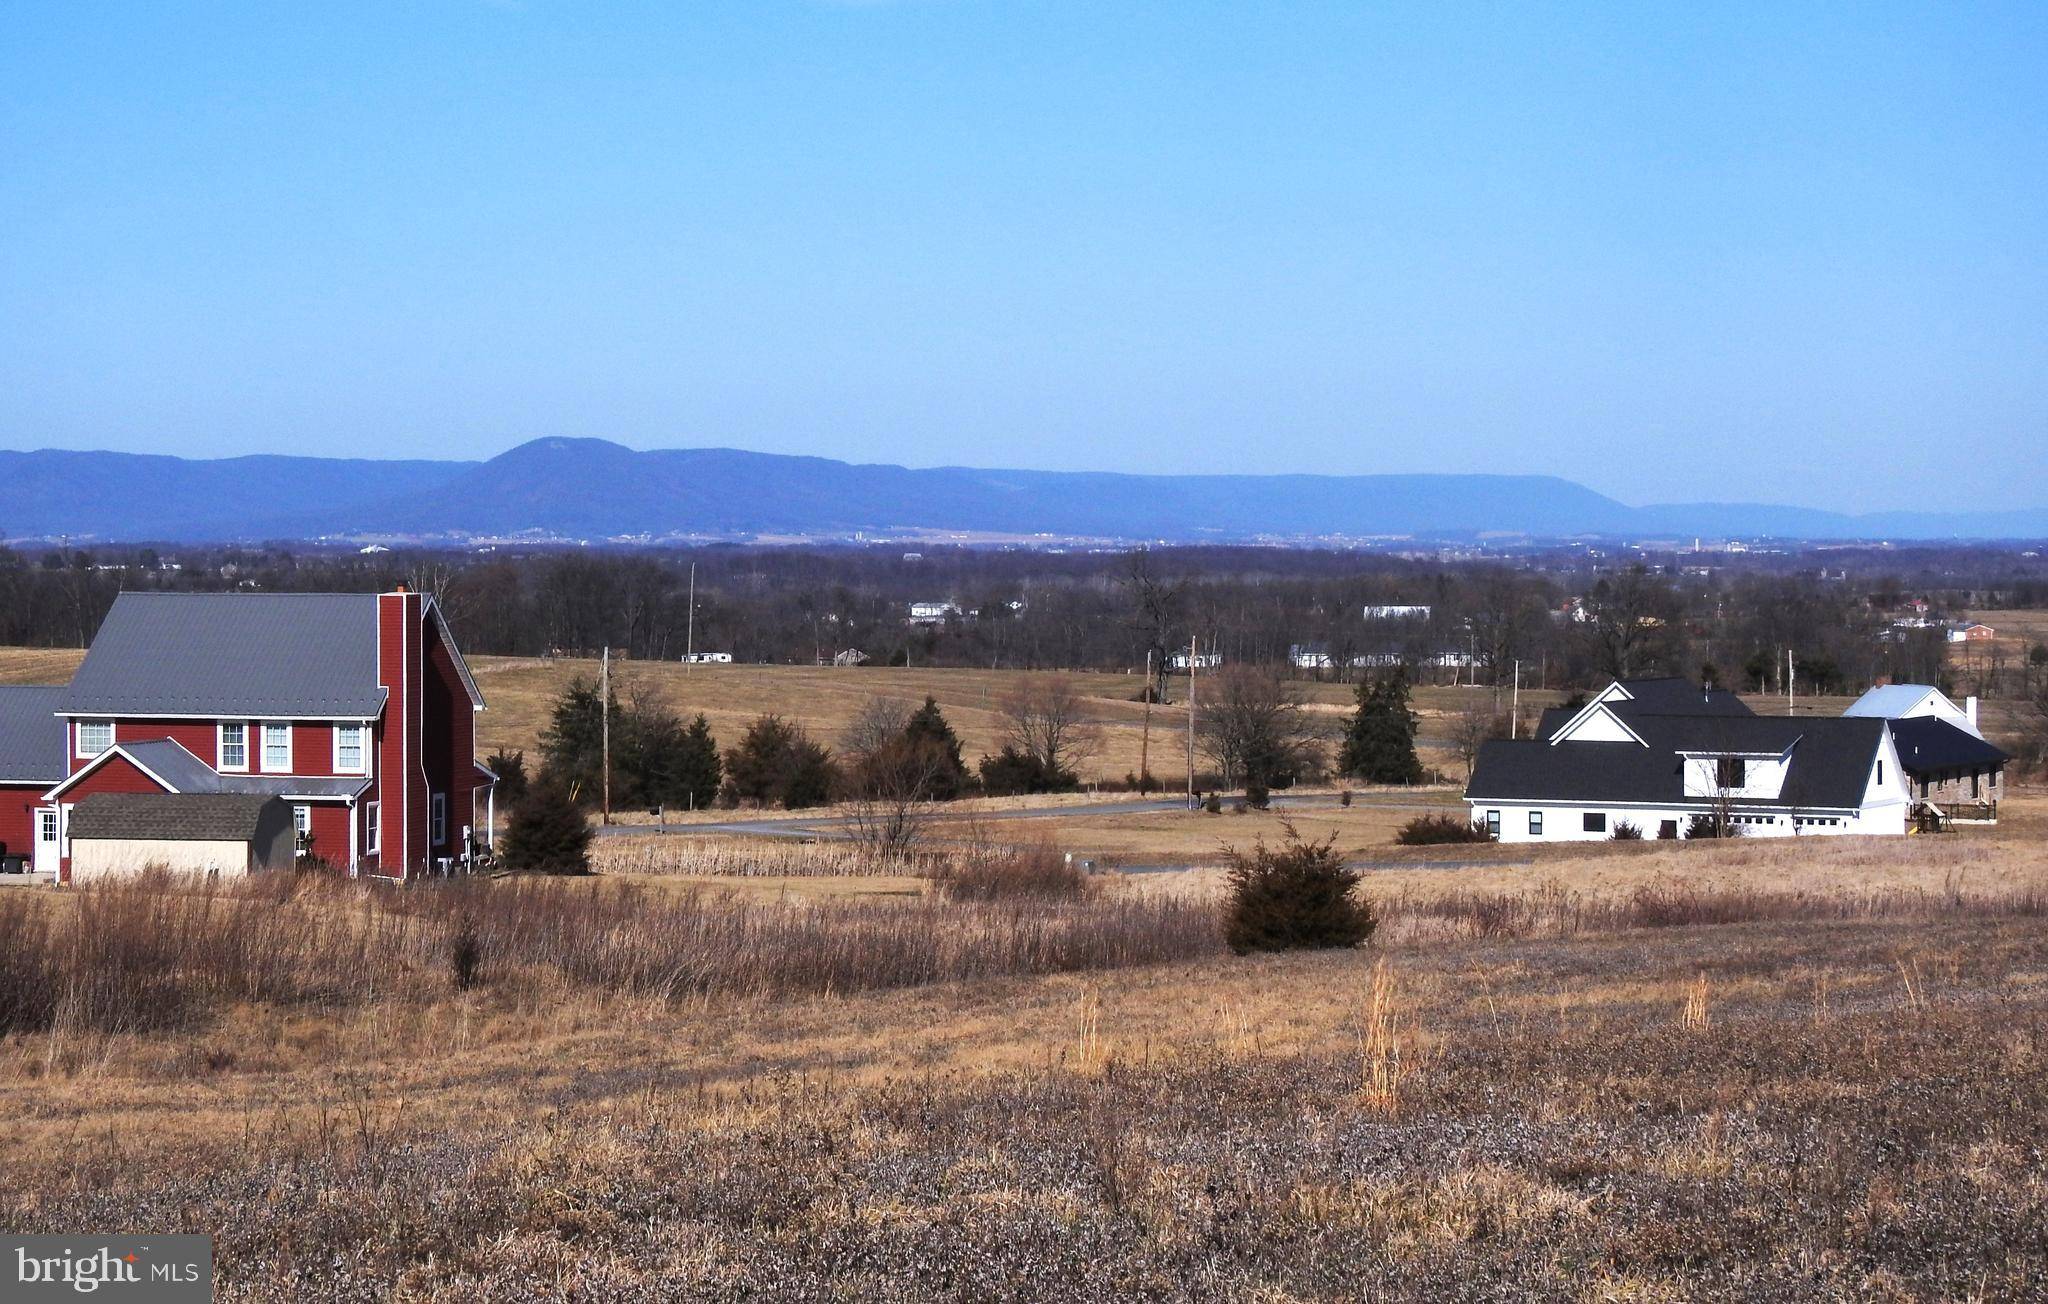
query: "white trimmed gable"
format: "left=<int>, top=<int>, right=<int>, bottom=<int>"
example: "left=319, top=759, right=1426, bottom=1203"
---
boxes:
left=1548, top=684, right=1647, bottom=745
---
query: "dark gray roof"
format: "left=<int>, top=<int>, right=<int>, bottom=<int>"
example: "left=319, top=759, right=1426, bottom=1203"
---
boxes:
left=69, top=793, right=285, bottom=842
left=0, top=685, right=67, bottom=783
left=1610, top=677, right=1755, bottom=719
left=62, top=593, right=385, bottom=718
left=1468, top=715, right=1887, bottom=812
left=1889, top=717, right=2008, bottom=776
left=60, top=740, right=368, bottom=800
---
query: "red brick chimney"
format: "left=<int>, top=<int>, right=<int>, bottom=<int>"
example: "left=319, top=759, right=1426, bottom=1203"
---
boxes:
left=376, top=589, right=427, bottom=876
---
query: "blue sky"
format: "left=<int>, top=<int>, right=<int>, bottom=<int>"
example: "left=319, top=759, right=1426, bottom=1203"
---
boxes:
left=3, top=2, right=2044, bottom=513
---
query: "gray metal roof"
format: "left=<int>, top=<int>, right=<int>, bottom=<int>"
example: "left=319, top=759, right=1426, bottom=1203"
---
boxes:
left=1843, top=684, right=1948, bottom=719
left=61, top=740, right=369, bottom=800
left=62, top=593, right=386, bottom=718
left=1469, top=714, right=1888, bottom=812
left=1889, top=717, right=2008, bottom=776
left=0, top=685, right=67, bottom=783
left=69, top=792, right=286, bottom=842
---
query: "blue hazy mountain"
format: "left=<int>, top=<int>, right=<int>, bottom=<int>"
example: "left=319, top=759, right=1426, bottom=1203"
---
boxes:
left=3, top=439, right=2041, bottom=544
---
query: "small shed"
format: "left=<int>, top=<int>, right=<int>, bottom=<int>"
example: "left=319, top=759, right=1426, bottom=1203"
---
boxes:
left=67, top=793, right=296, bottom=882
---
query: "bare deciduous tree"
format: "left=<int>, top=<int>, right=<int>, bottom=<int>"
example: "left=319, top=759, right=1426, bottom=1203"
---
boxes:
left=1446, top=695, right=1510, bottom=778
left=1196, top=666, right=1327, bottom=797
left=1122, top=549, right=1184, bottom=701
left=840, top=697, right=913, bottom=767
left=997, top=675, right=1103, bottom=779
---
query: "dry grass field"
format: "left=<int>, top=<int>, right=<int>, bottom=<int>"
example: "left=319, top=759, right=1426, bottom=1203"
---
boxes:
left=1, top=835, right=2045, bottom=1299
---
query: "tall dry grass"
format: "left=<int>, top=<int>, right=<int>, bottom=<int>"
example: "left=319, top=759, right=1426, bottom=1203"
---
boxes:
left=0, top=869, right=1222, bottom=1038
left=1381, top=878, right=2048, bottom=941
left=592, top=836, right=914, bottom=877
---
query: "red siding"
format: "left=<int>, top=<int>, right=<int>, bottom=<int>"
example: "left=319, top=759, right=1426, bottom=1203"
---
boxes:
left=61, top=753, right=176, bottom=800
left=375, top=591, right=427, bottom=875
left=299, top=802, right=355, bottom=870
left=422, top=616, right=475, bottom=856
left=0, top=783, right=40, bottom=865
left=67, top=719, right=219, bottom=774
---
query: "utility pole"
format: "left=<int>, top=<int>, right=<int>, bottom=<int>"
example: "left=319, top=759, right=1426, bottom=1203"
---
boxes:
left=600, top=645, right=612, bottom=824
left=1511, top=660, right=1521, bottom=738
left=1786, top=648, right=1795, bottom=717
left=685, top=562, right=696, bottom=662
left=1185, top=635, right=1198, bottom=809
left=1140, top=648, right=1153, bottom=790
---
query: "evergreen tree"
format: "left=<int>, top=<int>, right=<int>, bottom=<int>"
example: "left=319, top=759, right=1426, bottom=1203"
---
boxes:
left=901, top=696, right=971, bottom=799
left=615, top=700, right=686, bottom=811
left=485, top=749, right=528, bottom=806
left=1338, top=672, right=1425, bottom=784
left=537, top=677, right=615, bottom=806
left=675, top=714, right=723, bottom=811
left=500, top=774, right=594, bottom=874
left=722, top=715, right=838, bottom=809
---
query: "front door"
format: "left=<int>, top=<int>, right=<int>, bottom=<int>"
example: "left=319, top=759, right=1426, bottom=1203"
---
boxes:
left=32, top=806, right=59, bottom=876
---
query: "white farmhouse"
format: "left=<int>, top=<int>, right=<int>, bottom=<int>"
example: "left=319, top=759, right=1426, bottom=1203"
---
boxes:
left=1465, top=677, right=1916, bottom=842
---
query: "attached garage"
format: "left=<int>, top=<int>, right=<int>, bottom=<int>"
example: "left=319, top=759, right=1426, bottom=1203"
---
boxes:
left=67, top=793, right=296, bottom=882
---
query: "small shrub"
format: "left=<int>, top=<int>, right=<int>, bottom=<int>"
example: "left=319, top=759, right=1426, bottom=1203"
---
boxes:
left=1610, top=821, right=1645, bottom=841
left=932, top=841, right=1091, bottom=902
left=1656, top=821, right=1680, bottom=840
left=1339, top=790, right=1353, bottom=808
left=977, top=746, right=1080, bottom=797
left=1203, top=793, right=1223, bottom=814
left=450, top=915, right=483, bottom=990
left=1685, top=814, right=1739, bottom=840
left=1395, top=813, right=1494, bottom=845
left=501, top=774, right=594, bottom=874
left=1224, top=828, right=1376, bottom=954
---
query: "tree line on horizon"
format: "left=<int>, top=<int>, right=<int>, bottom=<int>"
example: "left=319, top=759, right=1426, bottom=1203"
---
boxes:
left=4, top=540, right=2047, bottom=705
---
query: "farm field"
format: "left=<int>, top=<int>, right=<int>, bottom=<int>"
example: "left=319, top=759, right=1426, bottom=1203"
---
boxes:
left=1, top=824, right=2045, bottom=1298
left=0, top=638, right=2034, bottom=786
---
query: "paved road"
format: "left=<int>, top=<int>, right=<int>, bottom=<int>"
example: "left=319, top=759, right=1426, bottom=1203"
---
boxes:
left=595, top=791, right=1462, bottom=840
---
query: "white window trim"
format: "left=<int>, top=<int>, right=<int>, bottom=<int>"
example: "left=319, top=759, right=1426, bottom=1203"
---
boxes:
left=218, top=721, right=250, bottom=772
left=332, top=723, right=368, bottom=775
left=364, top=801, right=381, bottom=855
left=75, top=719, right=114, bottom=759
left=430, top=792, right=447, bottom=846
left=260, top=722, right=293, bottom=774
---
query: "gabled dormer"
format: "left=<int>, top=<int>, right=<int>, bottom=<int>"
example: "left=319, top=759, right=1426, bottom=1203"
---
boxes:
left=1548, top=683, right=1648, bottom=745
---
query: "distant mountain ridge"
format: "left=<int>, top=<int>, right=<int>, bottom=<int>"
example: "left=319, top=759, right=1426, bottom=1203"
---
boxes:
left=3, top=439, right=2042, bottom=544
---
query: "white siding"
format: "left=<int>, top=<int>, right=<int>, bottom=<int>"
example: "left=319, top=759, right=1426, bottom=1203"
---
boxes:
left=71, top=838, right=255, bottom=882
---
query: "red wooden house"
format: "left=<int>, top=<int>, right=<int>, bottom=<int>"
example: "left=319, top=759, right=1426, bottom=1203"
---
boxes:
left=0, top=589, right=492, bottom=882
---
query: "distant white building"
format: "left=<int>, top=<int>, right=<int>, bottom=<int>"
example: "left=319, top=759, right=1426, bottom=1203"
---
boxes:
left=1289, top=643, right=1334, bottom=670
left=680, top=652, right=733, bottom=664
left=1169, top=651, right=1223, bottom=671
left=1843, top=683, right=1980, bottom=738
left=1362, top=605, right=1431, bottom=621
left=907, top=601, right=962, bottom=626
